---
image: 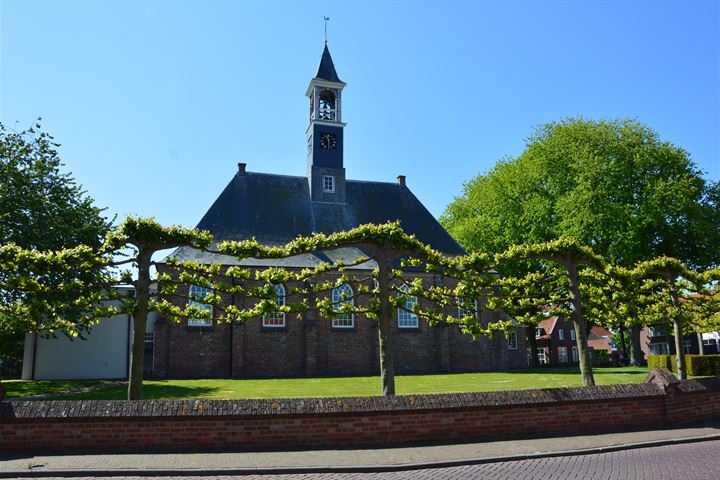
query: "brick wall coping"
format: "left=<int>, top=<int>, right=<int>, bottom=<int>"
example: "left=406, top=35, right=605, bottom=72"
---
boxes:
left=0, top=383, right=664, bottom=420
left=676, top=376, right=720, bottom=393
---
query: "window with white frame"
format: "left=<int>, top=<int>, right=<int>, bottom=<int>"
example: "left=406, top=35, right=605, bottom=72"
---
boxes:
left=537, top=348, right=549, bottom=365
left=263, top=284, right=286, bottom=327
left=322, top=175, right=335, bottom=192
left=331, top=284, right=354, bottom=328
left=144, top=332, right=154, bottom=342
left=457, top=298, right=477, bottom=323
left=398, top=284, right=419, bottom=328
left=683, top=339, right=692, bottom=354
left=507, top=331, right=518, bottom=350
left=571, top=329, right=576, bottom=341
left=535, top=327, right=542, bottom=339
left=572, top=346, right=578, bottom=362
left=188, top=285, right=213, bottom=327
left=558, top=328, right=564, bottom=341
left=649, top=343, right=669, bottom=355
left=558, top=346, right=568, bottom=363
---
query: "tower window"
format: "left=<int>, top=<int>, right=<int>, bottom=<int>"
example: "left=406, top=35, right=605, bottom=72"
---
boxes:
left=318, top=89, right=336, bottom=121
left=323, top=175, right=335, bottom=192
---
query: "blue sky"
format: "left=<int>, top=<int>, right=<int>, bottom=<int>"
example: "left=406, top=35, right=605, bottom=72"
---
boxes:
left=2, top=1, right=718, bottom=228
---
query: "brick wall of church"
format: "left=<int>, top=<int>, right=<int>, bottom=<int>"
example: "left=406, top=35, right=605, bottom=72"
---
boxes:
left=153, top=269, right=528, bottom=379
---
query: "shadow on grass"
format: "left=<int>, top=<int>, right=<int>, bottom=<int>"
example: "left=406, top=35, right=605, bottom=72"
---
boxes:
left=48, top=383, right=221, bottom=401
left=4, top=380, right=107, bottom=399
left=501, top=367, right=649, bottom=376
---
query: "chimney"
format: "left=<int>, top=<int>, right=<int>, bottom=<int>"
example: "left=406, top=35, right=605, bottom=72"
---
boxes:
left=238, top=162, right=247, bottom=176
left=397, top=175, right=406, bottom=187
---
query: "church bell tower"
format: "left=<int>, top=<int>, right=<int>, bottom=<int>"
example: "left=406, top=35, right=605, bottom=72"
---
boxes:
left=306, top=44, right=346, bottom=203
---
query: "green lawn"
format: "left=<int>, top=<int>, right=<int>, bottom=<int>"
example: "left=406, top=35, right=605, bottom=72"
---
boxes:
left=3, top=367, right=649, bottom=401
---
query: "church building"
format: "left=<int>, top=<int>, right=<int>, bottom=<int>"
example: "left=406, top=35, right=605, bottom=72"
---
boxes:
left=151, top=45, right=528, bottom=378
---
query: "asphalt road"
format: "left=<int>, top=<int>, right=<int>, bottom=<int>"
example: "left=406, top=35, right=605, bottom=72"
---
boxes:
left=24, top=439, right=720, bottom=480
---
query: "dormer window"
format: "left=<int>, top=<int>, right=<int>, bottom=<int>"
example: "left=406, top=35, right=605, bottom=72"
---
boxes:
left=318, top=89, right=336, bottom=121
left=323, top=175, right=335, bottom=192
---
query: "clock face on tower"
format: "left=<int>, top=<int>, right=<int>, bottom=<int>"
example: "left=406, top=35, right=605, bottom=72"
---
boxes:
left=319, top=133, right=337, bottom=150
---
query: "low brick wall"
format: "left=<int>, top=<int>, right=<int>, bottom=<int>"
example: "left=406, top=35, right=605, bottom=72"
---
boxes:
left=1, top=372, right=719, bottom=453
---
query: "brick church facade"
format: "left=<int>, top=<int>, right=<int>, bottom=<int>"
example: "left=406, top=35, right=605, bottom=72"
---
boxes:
left=151, top=45, right=528, bottom=379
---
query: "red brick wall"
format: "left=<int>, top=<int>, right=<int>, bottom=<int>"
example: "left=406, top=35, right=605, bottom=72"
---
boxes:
left=154, top=269, right=530, bottom=379
left=2, top=377, right=718, bottom=453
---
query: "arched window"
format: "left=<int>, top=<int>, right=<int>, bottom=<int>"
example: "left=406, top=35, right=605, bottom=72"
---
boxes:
left=188, top=285, right=213, bottom=327
left=397, top=284, right=419, bottom=328
left=318, top=89, right=336, bottom=120
left=263, top=284, right=286, bottom=327
left=332, top=284, right=354, bottom=328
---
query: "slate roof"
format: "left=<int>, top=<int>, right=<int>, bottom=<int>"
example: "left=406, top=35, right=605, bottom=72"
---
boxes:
left=314, top=45, right=343, bottom=83
left=168, top=171, right=465, bottom=265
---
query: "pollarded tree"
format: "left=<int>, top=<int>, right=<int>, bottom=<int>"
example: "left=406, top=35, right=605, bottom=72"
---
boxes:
left=164, top=222, right=502, bottom=396
left=2, top=218, right=505, bottom=398
left=491, top=238, right=608, bottom=387
left=632, top=259, right=720, bottom=379
left=0, top=217, right=213, bottom=400
left=441, top=117, right=720, bottom=365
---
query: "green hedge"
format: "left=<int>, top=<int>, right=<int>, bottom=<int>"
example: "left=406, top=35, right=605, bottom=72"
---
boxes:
left=647, top=354, right=720, bottom=376
left=648, top=354, right=673, bottom=371
left=687, top=355, right=720, bottom=376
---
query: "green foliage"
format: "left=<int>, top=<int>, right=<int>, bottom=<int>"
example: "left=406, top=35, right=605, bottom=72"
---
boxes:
left=0, top=121, right=111, bottom=372
left=0, top=121, right=111, bottom=251
left=441, top=117, right=720, bottom=270
left=593, top=349, right=609, bottom=361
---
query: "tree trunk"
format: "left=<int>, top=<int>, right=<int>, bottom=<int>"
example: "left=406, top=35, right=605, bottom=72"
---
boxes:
left=565, top=259, right=595, bottom=387
left=629, top=325, right=644, bottom=366
left=669, top=281, right=686, bottom=380
left=376, top=256, right=396, bottom=396
left=128, top=249, right=151, bottom=400
left=526, top=327, right=539, bottom=368
left=618, top=323, right=628, bottom=366
left=673, top=317, right=686, bottom=379
left=697, top=332, right=705, bottom=356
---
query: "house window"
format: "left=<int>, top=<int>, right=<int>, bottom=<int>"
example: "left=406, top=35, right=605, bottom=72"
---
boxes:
left=649, top=343, right=669, bottom=355
left=649, top=326, right=669, bottom=337
left=558, top=328, right=564, bottom=341
left=538, top=348, right=549, bottom=365
left=144, top=332, right=154, bottom=342
left=331, top=284, right=354, bottom=328
left=263, top=284, right=286, bottom=327
left=683, top=339, right=692, bottom=354
left=572, top=346, right=578, bottom=363
left=535, top=327, right=542, bottom=339
left=507, top=331, right=518, bottom=350
left=322, top=175, right=335, bottom=192
left=398, top=284, right=419, bottom=328
left=188, top=285, right=213, bottom=327
left=457, top=298, right=477, bottom=323
left=571, top=330, right=576, bottom=341
left=558, top=347, right=568, bottom=363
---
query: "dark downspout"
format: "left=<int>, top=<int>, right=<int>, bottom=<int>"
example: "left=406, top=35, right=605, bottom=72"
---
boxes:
left=229, top=279, right=236, bottom=378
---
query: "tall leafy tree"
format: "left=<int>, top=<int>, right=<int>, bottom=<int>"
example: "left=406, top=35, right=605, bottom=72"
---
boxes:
left=0, top=121, right=111, bottom=375
left=441, top=117, right=720, bottom=364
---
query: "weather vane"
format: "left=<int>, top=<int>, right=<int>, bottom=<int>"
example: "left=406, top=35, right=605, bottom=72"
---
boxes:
left=323, top=16, right=330, bottom=44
